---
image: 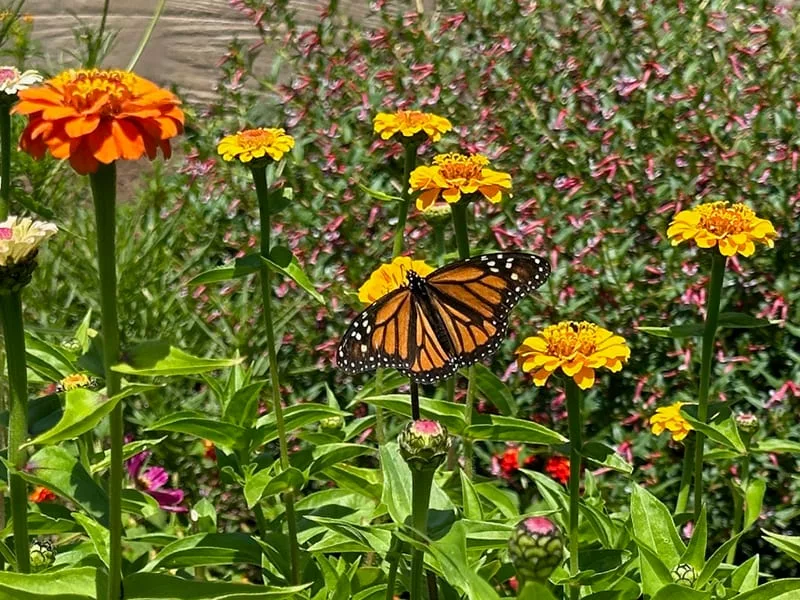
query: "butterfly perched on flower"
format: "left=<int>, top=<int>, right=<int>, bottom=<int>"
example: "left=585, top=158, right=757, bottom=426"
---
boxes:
left=337, top=252, right=550, bottom=384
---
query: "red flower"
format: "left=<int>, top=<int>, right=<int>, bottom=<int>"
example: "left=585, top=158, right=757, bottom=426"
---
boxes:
left=29, top=486, right=56, bottom=503
left=545, top=456, right=570, bottom=485
left=498, top=447, right=520, bottom=477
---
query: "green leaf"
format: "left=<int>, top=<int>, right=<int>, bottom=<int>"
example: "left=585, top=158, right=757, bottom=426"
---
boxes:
left=147, top=411, right=247, bottom=448
left=25, top=385, right=160, bottom=447
left=751, top=439, right=800, bottom=454
left=262, top=252, right=324, bottom=305
left=518, top=581, right=558, bottom=600
left=732, top=580, right=800, bottom=599
left=465, top=415, right=565, bottom=445
left=244, top=467, right=305, bottom=509
left=0, top=567, right=102, bottom=599
left=695, top=532, right=744, bottom=588
left=716, top=312, right=774, bottom=329
left=651, top=585, right=711, bottom=600
left=255, top=403, right=348, bottom=446
left=631, top=485, right=684, bottom=574
left=581, top=441, right=633, bottom=474
left=309, top=443, right=374, bottom=475
left=745, top=479, right=766, bottom=528
left=635, top=540, right=673, bottom=596
left=124, top=573, right=308, bottom=599
left=121, top=489, right=161, bottom=519
left=114, top=342, right=243, bottom=377
left=637, top=324, right=705, bottom=338
left=222, top=381, right=265, bottom=429
left=380, top=443, right=412, bottom=525
left=357, top=182, right=403, bottom=203
left=729, top=554, right=759, bottom=592
left=681, top=505, right=707, bottom=571
left=72, top=513, right=110, bottom=567
left=681, top=412, right=745, bottom=454
left=190, top=498, right=218, bottom=533
left=19, top=447, right=108, bottom=523
left=360, top=394, right=466, bottom=433
left=267, top=187, right=293, bottom=216
left=91, top=438, right=166, bottom=474
left=460, top=470, right=483, bottom=520
left=187, top=254, right=261, bottom=286
left=144, top=533, right=264, bottom=570
left=762, top=530, right=800, bottom=563
left=638, top=313, right=774, bottom=339
left=472, top=364, right=517, bottom=416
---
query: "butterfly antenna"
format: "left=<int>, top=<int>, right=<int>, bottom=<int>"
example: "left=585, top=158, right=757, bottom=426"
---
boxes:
left=410, top=380, right=420, bottom=420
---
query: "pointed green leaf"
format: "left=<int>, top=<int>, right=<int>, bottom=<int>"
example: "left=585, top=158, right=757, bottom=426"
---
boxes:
left=681, top=505, right=707, bottom=571
left=730, top=554, right=759, bottom=592
left=223, top=381, right=265, bottom=428
left=72, top=513, right=110, bottom=567
left=91, top=438, right=166, bottom=474
left=681, top=411, right=745, bottom=454
left=187, top=254, right=260, bottom=286
left=651, top=585, right=711, bottom=600
left=695, top=531, right=744, bottom=588
left=465, top=415, right=565, bottom=445
left=762, top=530, right=800, bottom=563
left=751, top=439, right=800, bottom=454
left=732, top=580, right=800, bottom=599
left=124, top=572, right=307, bottom=599
left=472, top=364, right=517, bottom=416
left=25, top=385, right=160, bottom=447
left=380, top=443, right=412, bottom=525
left=519, top=581, right=558, bottom=600
left=745, top=479, right=766, bottom=528
left=147, top=411, right=247, bottom=448
left=460, top=470, right=483, bottom=520
left=0, top=567, right=103, bottom=599
left=309, top=443, right=374, bottom=475
left=357, top=182, right=403, bottom=203
left=144, top=533, right=264, bottom=570
left=716, top=312, right=774, bottom=329
left=114, top=341, right=242, bottom=377
left=262, top=251, right=324, bottom=305
left=635, top=539, right=674, bottom=596
left=631, top=485, right=685, bottom=570
left=582, top=441, right=633, bottom=474
left=361, top=394, right=466, bottom=433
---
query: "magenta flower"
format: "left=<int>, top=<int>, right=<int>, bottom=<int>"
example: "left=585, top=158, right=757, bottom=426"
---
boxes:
left=127, top=451, right=187, bottom=513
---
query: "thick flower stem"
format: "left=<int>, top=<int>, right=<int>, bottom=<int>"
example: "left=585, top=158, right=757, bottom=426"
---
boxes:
left=693, top=253, right=726, bottom=521
left=391, top=143, right=418, bottom=259
left=727, top=458, right=750, bottom=563
left=383, top=535, right=403, bottom=600
left=0, top=102, right=11, bottom=219
left=449, top=201, right=475, bottom=477
left=250, top=165, right=300, bottom=586
left=565, top=379, right=583, bottom=600
left=0, top=291, right=30, bottom=572
left=410, top=466, right=436, bottom=600
left=90, top=163, right=123, bottom=599
left=674, top=436, right=694, bottom=515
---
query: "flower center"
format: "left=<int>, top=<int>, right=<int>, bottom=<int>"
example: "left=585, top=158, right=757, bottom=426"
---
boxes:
left=55, top=69, right=138, bottom=114
left=395, top=110, right=428, bottom=127
left=0, top=67, right=19, bottom=84
left=0, top=227, right=11, bottom=240
left=697, top=201, right=754, bottom=235
left=413, top=419, right=442, bottom=435
left=236, top=128, right=282, bottom=150
left=543, top=321, right=598, bottom=358
left=433, top=153, right=488, bottom=181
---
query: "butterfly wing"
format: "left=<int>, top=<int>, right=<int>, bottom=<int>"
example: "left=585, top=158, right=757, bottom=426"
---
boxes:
left=406, top=298, right=459, bottom=384
left=336, top=287, right=416, bottom=375
left=424, top=252, right=550, bottom=366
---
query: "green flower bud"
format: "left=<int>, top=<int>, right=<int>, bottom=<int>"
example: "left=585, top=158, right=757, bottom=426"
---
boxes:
left=508, top=517, right=564, bottom=583
left=397, top=420, right=450, bottom=471
left=59, top=338, right=82, bottom=354
left=671, top=563, right=697, bottom=587
left=735, top=412, right=759, bottom=435
left=29, top=539, right=55, bottom=571
left=319, top=415, right=344, bottom=431
left=421, top=202, right=452, bottom=225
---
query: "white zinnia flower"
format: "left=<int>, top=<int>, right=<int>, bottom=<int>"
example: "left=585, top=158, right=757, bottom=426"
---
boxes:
left=0, top=66, right=42, bottom=95
left=0, top=216, right=57, bottom=267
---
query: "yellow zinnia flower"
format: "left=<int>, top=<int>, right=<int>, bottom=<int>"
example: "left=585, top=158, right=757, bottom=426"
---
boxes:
left=59, top=373, right=92, bottom=391
left=666, top=201, right=777, bottom=257
left=373, top=110, right=452, bottom=142
left=217, top=128, right=295, bottom=164
left=357, top=256, right=434, bottom=304
left=650, top=402, right=693, bottom=442
left=409, top=153, right=512, bottom=210
left=516, top=321, right=630, bottom=390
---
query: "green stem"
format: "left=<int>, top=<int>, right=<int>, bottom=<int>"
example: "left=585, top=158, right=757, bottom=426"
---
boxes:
left=675, top=435, right=694, bottom=515
left=449, top=201, right=475, bottom=477
left=384, top=535, right=403, bottom=600
left=693, top=253, right=726, bottom=521
left=90, top=163, right=123, bottom=600
left=0, top=102, right=10, bottom=219
left=250, top=165, right=300, bottom=586
left=727, top=458, right=750, bottom=563
left=0, top=291, right=29, bottom=572
left=374, top=367, right=386, bottom=445
left=126, top=0, right=167, bottom=71
left=391, top=143, right=418, bottom=259
left=410, top=467, right=435, bottom=600
left=565, top=379, right=583, bottom=600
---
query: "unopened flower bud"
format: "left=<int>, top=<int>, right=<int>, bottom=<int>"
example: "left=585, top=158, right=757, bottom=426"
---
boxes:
left=60, top=338, right=82, bottom=353
left=319, top=415, right=344, bottom=431
left=671, top=563, right=697, bottom=587
left=421, top=202, right=452, bottom=225
left=29, top=539, right=55, bottom=571
left=735, top=412, right=759, bottom=435
left=508, top=517, right=564, bottom=583
left=397, top=420, right=450, bottom=471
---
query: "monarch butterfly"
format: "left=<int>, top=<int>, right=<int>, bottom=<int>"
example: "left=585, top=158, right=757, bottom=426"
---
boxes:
left=337, top=252, right=551, bottom=384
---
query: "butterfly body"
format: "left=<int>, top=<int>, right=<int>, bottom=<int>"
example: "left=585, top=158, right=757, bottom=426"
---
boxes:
left=337, top=252, right=550, bottom=384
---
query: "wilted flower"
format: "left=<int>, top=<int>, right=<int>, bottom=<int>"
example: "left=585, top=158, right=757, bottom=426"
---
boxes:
left=409, top=152, right=512, bottom=210
left=29, top=486, right=56, bottom=503
left=0, top=216, right=57, bottom=293
left=0, top=66, right=41, bottom=97
left=14, top=68, right=184, bottom=174
left=544, top=455, right=570, bottom=485
left=516, top=321, right=630, bottom=390
left=58, top=373, right=92, bottom=391
left=357, top=256, right=434, bottom=304
left=650, top=402, right=693, bottom=442
left=508, top=517, right=564, bottom=583
left=373, top=109, right=452, bottom=142
left=667, top=201, right=777, bottom=257
left=397, top=419, right=450, bottom=471
left=127, top=451, right=186, bottom=512
left=217, top=128, right=295, bottom=164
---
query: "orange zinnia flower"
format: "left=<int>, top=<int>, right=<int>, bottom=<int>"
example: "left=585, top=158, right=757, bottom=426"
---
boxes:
left=409, top=153, right=511, bottom=210
left=14, top=68, right=184, bottom=175
left=29, top=486, right=57, bottom=503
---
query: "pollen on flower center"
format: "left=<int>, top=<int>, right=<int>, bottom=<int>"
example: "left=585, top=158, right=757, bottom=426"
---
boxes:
left=237, top=129, right=282, bottom=149
left=434, top=153, right=488, bottom=180
left=56, top=69, right=138, bottom=112
left=697, top=202, right=753, bottom=235
left=543, top=322, right=598, bottom=357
